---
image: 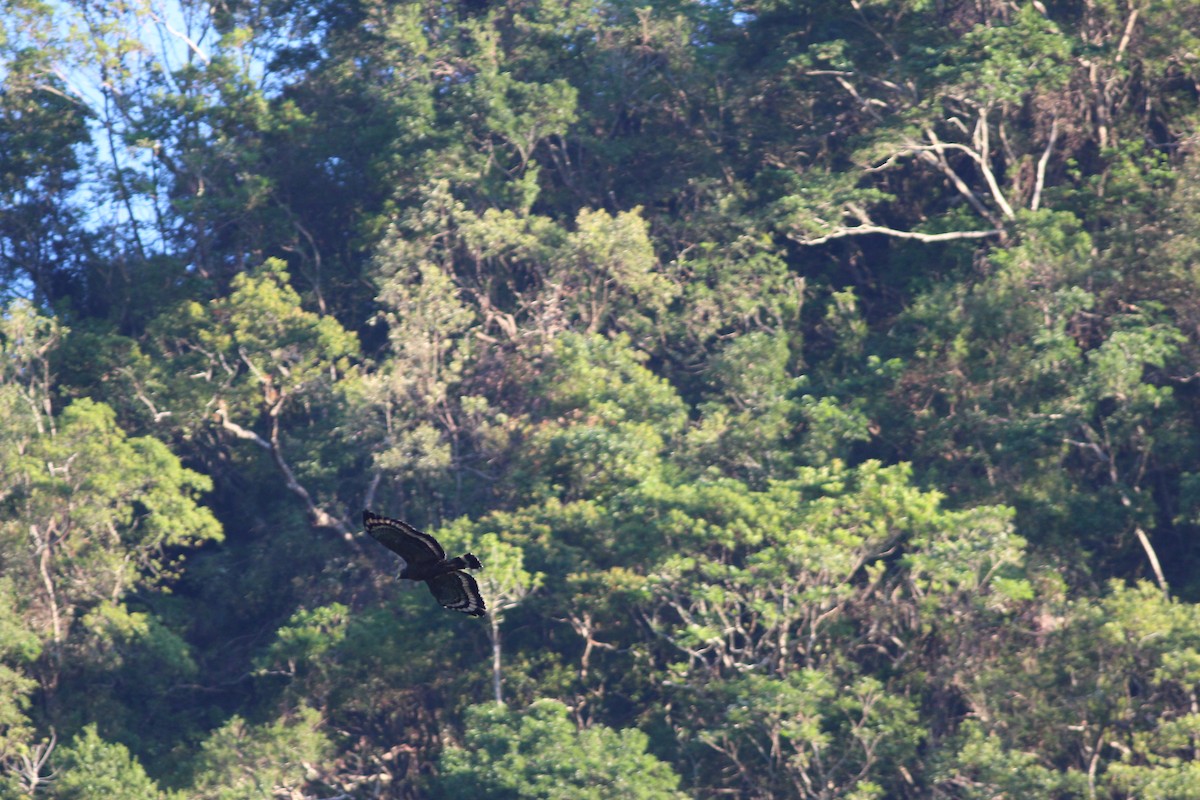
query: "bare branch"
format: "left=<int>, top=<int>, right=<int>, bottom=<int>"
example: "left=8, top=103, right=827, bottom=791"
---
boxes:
left=120, top=368, right=173, bottom=423
left=911, top=133, right=999, bottom=225
left=216, top=403, right=356, bottom=543
left=363, top=471, right=382, bottom=512
left=850, top=0, right=901, bottom=64
left=791, top=223, right=1001, bottom=247
left=1064, top=434, right=1168, bottom=597
left=267, top=414, right=354, bottom=541
left=11, top=730, right=56, bottom=794
left=1132, top=524, right=1168, bottom=597
left=215, top=402, right=271, bottom=450
left=923, top=126, right=1014, bottom=221
left=147, top=8, right=211, bottom=66
left=1117, top=487, right=1168, bottom=597
left=1031, top=118, right=1059, bottom=211
left=1116, top=7, right=1140, bottom=62
left=32, top=524, right=63, bottom=645
left=833, top=76, right=885, bottom=121
left=973, top=109, right=1016, bottom=219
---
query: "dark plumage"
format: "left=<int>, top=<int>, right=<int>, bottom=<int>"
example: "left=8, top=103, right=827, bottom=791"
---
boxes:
left=362, top=510, right=486, bottom=616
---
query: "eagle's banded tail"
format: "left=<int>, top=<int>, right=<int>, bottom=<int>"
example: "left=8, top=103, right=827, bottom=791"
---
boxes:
left=446, top=553, right=482, bottom=571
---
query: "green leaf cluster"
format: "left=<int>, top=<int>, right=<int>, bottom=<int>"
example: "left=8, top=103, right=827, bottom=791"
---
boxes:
left=8, top=0, right=1200, bottom=796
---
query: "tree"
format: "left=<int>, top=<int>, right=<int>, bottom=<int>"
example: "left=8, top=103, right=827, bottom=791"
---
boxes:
left=0, top=303, right=221, bottom=702
left=10, top=0, right=1200, bottom=796
left=186, top=708, right=332, bottom=800
left=641, top=460, right=1029, bottom=796
left=935, top=581, right=1200, bottom=800
left=141, top=259, right=360, bottom=535
left=0, top=579, right=43, bottom=796
left=438, top=522, right=542, bottom=705
left=437, top=699, right=686, bottom=800
left=49, top=725, right=172, bottom=800
left=0, top=2, right=94, bottom=310
left=1, top=398, right=221, bottom=651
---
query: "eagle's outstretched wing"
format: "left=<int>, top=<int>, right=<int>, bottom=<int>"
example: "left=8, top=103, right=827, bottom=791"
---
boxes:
left=427, top=571, right=487, bottom=616
left=363, top=510, right=445, bottom=570
left=363, top=509, right=487, bottom=616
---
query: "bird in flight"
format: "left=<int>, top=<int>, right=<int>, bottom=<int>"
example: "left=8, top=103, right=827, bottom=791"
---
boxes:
left=362, top=510, right=486, bottom=616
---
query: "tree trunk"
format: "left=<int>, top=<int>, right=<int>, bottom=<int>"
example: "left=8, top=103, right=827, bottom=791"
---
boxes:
left=490, top=613, right=503, bottom=705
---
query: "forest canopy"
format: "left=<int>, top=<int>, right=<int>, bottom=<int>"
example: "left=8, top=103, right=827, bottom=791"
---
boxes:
left=4, top=0, right=1200, bottom=797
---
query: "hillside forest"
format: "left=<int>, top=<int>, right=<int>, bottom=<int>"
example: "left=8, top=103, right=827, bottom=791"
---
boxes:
left=5, top=0, right=1200, bottom=797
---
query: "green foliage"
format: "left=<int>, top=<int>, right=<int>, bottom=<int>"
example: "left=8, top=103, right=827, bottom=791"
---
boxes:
left=538, top=333, right=686, bottom=430
left=0, top=579, right=39, bottom=767
left=933, top=580, right=1200, bottom=798
left=930, top=6, right=1072, bottom=107
left=556, top=208, right=676, bottom=337
left=695, top=671, right=921, bottom=800
left=137, top=258, right=360, bottom=446
left=796, top=394, right=872, bottom=466
left=673, top=238, right=800, bottom=350
left=0, top=25, right=92, bottom=308
left=437, top=699, right=686, bottom=800
left=935, top=720, right=1084, bottom=799
left=687, top=330, right=801, bottom=480
left=0, top=396, right=222, bottom=647
left=187, top=708, right=331, bottom=800
left=634, top=460, right=1031, bottom=796
left=49, top=725, right=171, bottom=800
left=2, top=405, right=217, bottom=776
left=9, top=0, right=1200, bottom=796
left=258, top=604, right=350, bottom=676
left=513, top=333, right=687, bottom=502
left=440, top=526, right=543, bottom=617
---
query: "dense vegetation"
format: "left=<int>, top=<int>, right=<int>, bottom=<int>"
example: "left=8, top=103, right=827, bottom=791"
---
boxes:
left=4, top=0, right=1200, bottom=796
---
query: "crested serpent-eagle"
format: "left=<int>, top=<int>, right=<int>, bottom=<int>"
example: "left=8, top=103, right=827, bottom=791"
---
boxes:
left=363, top=510, right=487, bottom=616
